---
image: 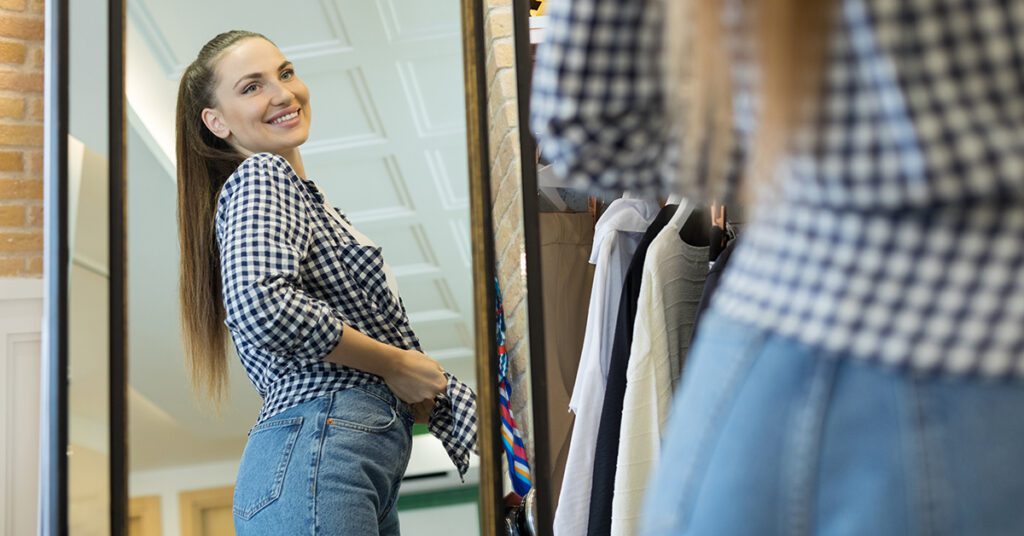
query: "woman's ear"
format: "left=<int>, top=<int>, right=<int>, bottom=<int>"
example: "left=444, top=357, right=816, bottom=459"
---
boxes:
left=201, top=108, right=230, bottom=140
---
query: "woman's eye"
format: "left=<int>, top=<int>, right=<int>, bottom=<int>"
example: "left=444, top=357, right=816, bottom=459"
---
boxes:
left=281, top=69, right=294, bottom=80
left=242, top=83, right=258, bottom=94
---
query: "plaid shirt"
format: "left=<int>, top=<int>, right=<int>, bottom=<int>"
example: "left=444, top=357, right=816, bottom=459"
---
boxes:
left=532, top=0, right=1024, bottom=376
left=216, top=153, right=477, bottom=476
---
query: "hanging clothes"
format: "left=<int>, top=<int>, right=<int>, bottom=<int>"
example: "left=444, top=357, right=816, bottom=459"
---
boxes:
left=555, top=197, right=660, bottom=536
left=693, top=236, right=739, bottom=337
left=586, top=204, right=679, bottom=536
left=496, top=278, right=533, bottom=497
left=610, top=204, right=710, bottom=535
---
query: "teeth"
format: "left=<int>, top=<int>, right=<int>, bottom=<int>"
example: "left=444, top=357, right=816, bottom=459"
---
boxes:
left=271, top=111, right=298, bottom=124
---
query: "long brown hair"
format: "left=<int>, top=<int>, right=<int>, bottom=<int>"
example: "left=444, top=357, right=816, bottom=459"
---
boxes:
left=668, top=0, right=834, bottom=199
left=176, top=30, right=271, bottom=406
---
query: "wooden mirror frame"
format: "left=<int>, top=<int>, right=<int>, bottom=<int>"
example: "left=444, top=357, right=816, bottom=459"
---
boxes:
left=461, top=0, right=504, bottom=534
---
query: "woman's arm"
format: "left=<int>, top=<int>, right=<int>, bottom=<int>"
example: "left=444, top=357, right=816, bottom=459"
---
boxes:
left=218, top=154, right=444, bottom=404
left=530, top=0, right=674, bottom=197
left=323, top=325, right=446, bottom=404
left=218, top=154, right=347, bottom=363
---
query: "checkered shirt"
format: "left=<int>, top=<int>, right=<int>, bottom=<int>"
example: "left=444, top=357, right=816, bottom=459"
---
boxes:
left=532, top=0, right=1024, bottom=376
left=216, top=152, right=478, bottom=475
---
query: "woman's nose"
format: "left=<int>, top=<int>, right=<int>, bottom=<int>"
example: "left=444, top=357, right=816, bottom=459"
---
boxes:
left=269, top=82, right=295, bottom=105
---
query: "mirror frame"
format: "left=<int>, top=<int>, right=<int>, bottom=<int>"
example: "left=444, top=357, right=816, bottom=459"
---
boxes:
left=508, top=0, right=555, bottom=532
left=44, top=0, right=504, bottom=534
left=461, top=0, right=505, bottom=535
left=41, top=0, right=69, bottom=531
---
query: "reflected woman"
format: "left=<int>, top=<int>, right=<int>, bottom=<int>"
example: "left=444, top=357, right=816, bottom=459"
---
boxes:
left=175, top=31, right=477, bottom=535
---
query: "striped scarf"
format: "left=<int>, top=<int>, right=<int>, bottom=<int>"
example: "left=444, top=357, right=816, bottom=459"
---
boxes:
left=495, top=277, right=533, bottom=496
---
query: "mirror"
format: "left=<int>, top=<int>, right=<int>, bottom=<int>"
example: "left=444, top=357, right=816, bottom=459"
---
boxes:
left=120, top=1, right=485, bottom=534
left=66, top=0, right=113, bottom=530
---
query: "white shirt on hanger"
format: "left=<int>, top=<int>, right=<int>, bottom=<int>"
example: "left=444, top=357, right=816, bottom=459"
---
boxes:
left=555, top=197, right=660, bottom=536
left=610, top=203, right=709, bottom=535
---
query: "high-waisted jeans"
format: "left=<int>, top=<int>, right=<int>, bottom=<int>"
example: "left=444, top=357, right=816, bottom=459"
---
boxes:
left=233, top=383, right=415, bottom=535
left=641, top=309, right=1024, bottom=535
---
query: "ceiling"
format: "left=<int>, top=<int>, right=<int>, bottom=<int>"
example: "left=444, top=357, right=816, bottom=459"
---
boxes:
left=116, top=0, right=475, bottom=471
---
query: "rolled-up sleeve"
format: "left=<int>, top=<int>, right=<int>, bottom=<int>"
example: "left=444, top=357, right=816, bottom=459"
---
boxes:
left=216, top=153, right=344, bottom=363
left=530, top=0, right=675, bottom=197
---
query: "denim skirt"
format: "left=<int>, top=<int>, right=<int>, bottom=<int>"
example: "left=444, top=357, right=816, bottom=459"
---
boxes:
left=640, top=309, right=1024, bottom=536
left=233, top=383, right=415, bottom=535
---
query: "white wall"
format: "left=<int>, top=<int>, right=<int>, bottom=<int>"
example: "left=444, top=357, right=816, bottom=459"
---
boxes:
left=130, top=459, right=239, bottom=536
left=130, top=454, right=481, bottom=536
left=0, top=278, right=43, bottom=536
left=399, top=502, right=479, bottom=536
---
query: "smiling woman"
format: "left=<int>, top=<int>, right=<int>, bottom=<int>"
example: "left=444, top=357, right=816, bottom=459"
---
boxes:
left=197, top=38, right=312, bottom=171
left=172, top=29, right=477, bottom=536
left=48, top=0, right=509, bottom=533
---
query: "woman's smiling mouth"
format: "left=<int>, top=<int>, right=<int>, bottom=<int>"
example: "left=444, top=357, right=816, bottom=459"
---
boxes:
left=267, top=107, right=301, bottom=127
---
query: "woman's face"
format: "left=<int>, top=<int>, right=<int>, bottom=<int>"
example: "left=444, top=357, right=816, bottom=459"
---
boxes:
left=201, top=38, right=311, bottom=156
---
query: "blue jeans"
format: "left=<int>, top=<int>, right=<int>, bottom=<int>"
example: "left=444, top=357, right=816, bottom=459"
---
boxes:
left=233, top=383, right=415, bottom=535
left=641, top=310, right=1024, bottom=535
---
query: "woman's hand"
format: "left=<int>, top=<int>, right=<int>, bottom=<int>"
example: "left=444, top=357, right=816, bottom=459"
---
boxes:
left=383, top=349, right=446, bottom=404
left=411, top=399, right=435, bottom=424
left=324, top=326, right=447, bottom=404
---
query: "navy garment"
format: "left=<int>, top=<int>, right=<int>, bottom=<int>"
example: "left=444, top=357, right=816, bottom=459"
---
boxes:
left=692, top=236, right=740, bottom=338
left=586, top=204, right=676, bottom=536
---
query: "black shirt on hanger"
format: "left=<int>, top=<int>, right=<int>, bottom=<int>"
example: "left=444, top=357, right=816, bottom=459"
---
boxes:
left=692, top=235, right=739, bottom=337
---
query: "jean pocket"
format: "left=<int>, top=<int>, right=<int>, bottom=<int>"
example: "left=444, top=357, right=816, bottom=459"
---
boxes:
left=327, top=386, right=398, bottom=433
left=233, top=416, right=303, bottom=520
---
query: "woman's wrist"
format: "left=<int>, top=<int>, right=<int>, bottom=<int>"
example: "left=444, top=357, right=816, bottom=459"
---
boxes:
left=326, top=324, right=407, bottom=380
left=377, top=344, right=406, bottom=381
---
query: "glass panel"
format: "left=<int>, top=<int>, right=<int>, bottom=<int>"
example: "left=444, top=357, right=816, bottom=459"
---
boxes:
left=66, top=0, right=111, bottom=530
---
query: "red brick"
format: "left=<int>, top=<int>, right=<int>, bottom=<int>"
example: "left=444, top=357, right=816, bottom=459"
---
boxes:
left=0, top=41, right=25, bottom=64
left=0, top=0, right=28, bottom=10
left=0, top=95, right=24, bottom=119
left=0, top=178, right=41, bottom=199
left=0, top=151, right=22, bottom=171
left=25, top=150, right=40, bottom=172
left=0, top=15, right=43, bottom=40
left=25, top=254, right=40, bottom=273
left=0, top=205, right=21, bottom=225
left=0, top=230, right=40, bottom=252
left=25, top=204, right=40, bottom=226
left=26, top=96, right=40, bottom=120
left=0, top=256, right=23, bottom=276
left=0, top=124, right=42, bottom=146
left=0, top=70, right=42, bottom=92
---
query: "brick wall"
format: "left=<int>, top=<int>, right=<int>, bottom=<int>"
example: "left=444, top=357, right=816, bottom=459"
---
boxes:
left=0, top=0, right=44, bottom=278
left=483, top=0, right=535, bottom=466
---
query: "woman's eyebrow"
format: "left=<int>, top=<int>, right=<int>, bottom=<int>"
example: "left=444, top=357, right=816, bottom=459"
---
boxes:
left=233, top=61, right=293, bottom=89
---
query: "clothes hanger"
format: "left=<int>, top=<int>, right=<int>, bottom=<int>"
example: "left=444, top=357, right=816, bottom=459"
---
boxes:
left=708, top=202, right=728, bottom=261
left=536, top=164, right=568, bottom=212
left=667, top=197, right=694, bottom=228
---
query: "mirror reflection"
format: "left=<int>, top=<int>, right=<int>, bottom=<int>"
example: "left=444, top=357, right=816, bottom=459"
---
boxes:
left=123, top=2, right=480, bottom=534
left=66, top=0, right=112, bottom=528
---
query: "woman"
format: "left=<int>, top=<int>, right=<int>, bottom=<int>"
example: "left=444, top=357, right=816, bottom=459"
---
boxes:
left=175, top=30, right=476, bottom=535
left=533, top=0, right=1024, bottom=534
